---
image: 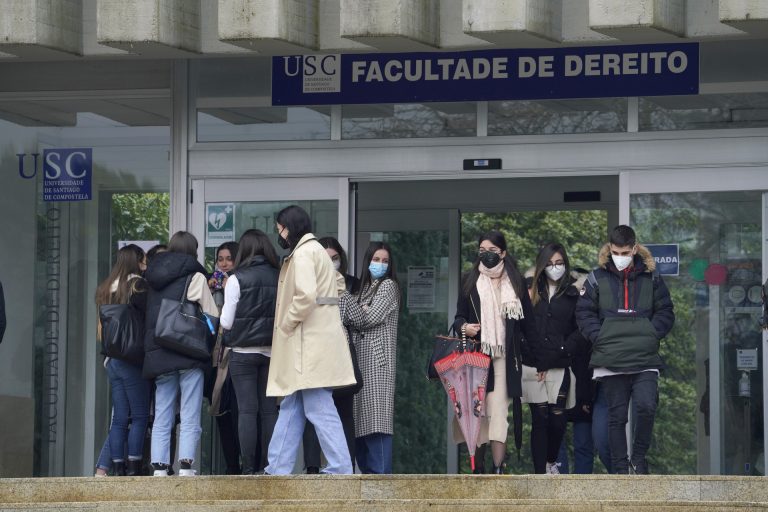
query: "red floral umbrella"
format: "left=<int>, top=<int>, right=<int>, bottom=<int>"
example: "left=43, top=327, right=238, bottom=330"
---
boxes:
left=434, top=350, right=491, bottom=471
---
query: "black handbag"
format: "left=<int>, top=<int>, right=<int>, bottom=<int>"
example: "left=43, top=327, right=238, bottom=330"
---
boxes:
left=99, top=303, right=144, bottom=365
left=154, top=275, right=217, bottom=361
left=334, top=332, right=364, bottom=397
left=425, top=327, right=478, bottom=380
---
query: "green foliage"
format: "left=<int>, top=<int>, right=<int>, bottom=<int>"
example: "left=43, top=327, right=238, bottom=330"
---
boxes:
left=110, top=193, right=170, bottom=251
left=388, top=230, right=450, bottom=473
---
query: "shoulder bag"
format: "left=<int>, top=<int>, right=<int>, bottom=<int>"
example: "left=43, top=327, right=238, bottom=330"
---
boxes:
left=155, top=275, right=216, bottom=360
left=99, top=302, right=144, bottom=365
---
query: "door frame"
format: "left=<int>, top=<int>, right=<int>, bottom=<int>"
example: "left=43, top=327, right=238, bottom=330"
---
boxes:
left=190, top=177, right=350, bottom=265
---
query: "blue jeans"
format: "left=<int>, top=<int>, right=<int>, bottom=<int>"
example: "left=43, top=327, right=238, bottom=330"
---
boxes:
left=265, top=387, right=352, bottom=475
left=356, top=433, right=393, bottom=474
left=96, top=418, right=113, bottom=471
left=592, top=382, right=612, bottom=473
left=602, top=372, right=658, bottom=474
left=557, top=421, right=595, bottom=474
left=151, top=368, right=204, bottom=465
left=106, top=358, right=151, bottom=462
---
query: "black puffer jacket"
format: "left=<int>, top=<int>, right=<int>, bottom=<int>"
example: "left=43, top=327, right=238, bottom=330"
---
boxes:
left=226, top=256, right=279, bottom=348
left=142, top=251, right=209, bottom=379
left=576, top=244, right=675, bottom=372
left=531, top=276, right=587, bottom=371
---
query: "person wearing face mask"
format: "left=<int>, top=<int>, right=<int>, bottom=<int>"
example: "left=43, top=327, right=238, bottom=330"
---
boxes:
left=523, top=243, right=587, bottom=474
left=339, top=241, right=400, bottom=474
left=453, top=230, right=540, bottom=474
left=264, top=205, right=356, bottom=475
left=575, top=225, right=674, bottom=475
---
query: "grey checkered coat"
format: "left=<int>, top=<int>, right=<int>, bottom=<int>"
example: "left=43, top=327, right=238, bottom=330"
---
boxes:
left=340, top=278, right=400, bottom=438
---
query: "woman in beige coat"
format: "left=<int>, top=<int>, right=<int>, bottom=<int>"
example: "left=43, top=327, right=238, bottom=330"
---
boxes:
left=264, top=205, right=356, bottom=475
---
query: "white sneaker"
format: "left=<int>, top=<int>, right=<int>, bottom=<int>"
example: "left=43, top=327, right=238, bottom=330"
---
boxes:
left=178, top=468, right=197, bottom=477
left=545, top=462, right=561, bottom=475
left=152, top=469, right=169, bottom=477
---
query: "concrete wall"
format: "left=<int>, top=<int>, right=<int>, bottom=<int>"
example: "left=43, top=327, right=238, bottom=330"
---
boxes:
left=1, top=0, right=765, bottom=58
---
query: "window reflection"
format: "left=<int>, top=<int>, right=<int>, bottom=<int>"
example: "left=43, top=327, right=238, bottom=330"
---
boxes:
left=342, top=103, right=476, bottom=139
left=197, top=106, right=331, bottom=142
left=488, top=98, right=626, bottom=136
left=639, top=93, right=768, bottom=131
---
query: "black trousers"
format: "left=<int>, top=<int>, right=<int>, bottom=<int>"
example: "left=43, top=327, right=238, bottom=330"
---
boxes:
left=602, top=371, right=659, bottom=474
left=529, top=370, right=570, bottom=474
left=303, top=392, right=356, bottom=471
left=228, top=352, right=278, bottom=474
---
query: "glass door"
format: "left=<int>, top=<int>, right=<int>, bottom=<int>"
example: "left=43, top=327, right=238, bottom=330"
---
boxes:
left=190, top=177, right=349, bottom=474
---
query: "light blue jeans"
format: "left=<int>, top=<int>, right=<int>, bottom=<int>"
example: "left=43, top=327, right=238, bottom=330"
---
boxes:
left=265, top=387, right=352, bottom=475
left=151, top=368, right=203, bottom=465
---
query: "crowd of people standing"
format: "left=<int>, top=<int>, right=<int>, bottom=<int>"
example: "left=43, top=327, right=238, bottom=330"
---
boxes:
left=94, top=208, right=674, bottom=476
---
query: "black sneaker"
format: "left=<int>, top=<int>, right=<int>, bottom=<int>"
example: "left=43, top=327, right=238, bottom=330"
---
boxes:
left=630, top=460, right=649, bottom=475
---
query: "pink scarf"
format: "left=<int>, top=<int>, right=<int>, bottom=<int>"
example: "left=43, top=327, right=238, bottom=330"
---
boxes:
left=476, top=262, right=524, bottom=357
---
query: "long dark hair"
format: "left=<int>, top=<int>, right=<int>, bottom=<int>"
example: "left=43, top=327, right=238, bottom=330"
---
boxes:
left=531, top=242, right=571, bottom=306
left=275, top=205, right=312, bottom=249
left=462, top=230, right=525, bottom=299
left=318, top=237, right=348, bottom=274
left=353, top=241, right=399, bottom=297
left=95, top=244, right=145, bottom=306
left=235, top=229, right=279, bottom=269
left=168, top=231, right=198, bottom=257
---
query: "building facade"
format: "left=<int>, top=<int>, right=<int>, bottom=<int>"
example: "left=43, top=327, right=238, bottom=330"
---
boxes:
left=0, top=0, right=766, bottom=477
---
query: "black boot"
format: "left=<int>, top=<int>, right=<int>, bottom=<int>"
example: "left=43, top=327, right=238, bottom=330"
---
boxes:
left=126, top=459, right=142, bottom=476
left=112, top=461, right=126, bottom=476
left=306, top=466, right=320, bottom=474
left=473, top=445, right=486, bottom=474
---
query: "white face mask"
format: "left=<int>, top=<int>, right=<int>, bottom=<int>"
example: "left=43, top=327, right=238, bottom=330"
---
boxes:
left=332, top=259, right=341, bottom=271
left=612, top=254, right=633, bottom=271
left=545, top=264, right=566, bottom=282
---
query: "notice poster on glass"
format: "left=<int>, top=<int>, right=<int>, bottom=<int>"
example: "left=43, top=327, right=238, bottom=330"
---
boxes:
left=407, top=266, right=436, bottom=311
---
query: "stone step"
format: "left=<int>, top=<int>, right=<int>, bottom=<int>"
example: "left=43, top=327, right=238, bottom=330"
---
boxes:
left=0, top=475, right=766, bottom=510
left=2, top=500, right=766, bottom=512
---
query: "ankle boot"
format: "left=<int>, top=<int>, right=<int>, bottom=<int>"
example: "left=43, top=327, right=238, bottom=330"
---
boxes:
left=112, top=461, right=126, bottom=476
left=491, top=462, right=506, bottom=475
left=126, top=459, right=142, bottom=476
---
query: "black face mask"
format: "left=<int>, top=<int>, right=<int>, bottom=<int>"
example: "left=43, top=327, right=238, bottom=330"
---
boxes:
left=479, top=251, right=501, bottom=269
left=278, top=235, right=290, bottom=250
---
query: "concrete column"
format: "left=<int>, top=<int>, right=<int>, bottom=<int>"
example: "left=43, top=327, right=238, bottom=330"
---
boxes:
left=97, top=0, right=201, bottom=55
left=340, top=0, right=440, bottom=51
left=463, top=0, right=611, bottom=46
left=218, top=0, right=319, bottom=53
left=719, top=0, right=768, bottom=36
left=0, top=0, right=82, bottom=57
left=589, top=0, right=686, bottom=40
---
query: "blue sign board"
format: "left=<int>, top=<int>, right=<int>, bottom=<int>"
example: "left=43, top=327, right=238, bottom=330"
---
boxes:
left=272, top=43, right=698, bottom=106
left=646, top=244, right=680, bottom=276
left=43, top=148, right=92, bottom=202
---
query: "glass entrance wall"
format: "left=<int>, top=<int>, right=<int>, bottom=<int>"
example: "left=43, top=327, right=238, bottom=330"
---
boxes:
left=630, top=191, right=764, bottom=475
left=200, top=199, right=337, bottom=474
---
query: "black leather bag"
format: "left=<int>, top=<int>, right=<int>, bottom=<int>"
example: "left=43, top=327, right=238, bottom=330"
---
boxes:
left=154, top=275, right=216, bottom=361
left=334, top=333, right=364, bottom=397
left=99, top=303, right=144, bottom=365
left=425, top=328, right=478, bottom=380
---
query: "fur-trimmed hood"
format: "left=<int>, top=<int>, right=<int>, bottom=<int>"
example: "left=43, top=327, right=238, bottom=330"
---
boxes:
left=597, top=243, right=656, bottom=273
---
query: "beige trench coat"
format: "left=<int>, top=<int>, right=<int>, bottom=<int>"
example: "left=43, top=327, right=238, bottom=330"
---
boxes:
left=266, top=233, right=356, bottom=397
